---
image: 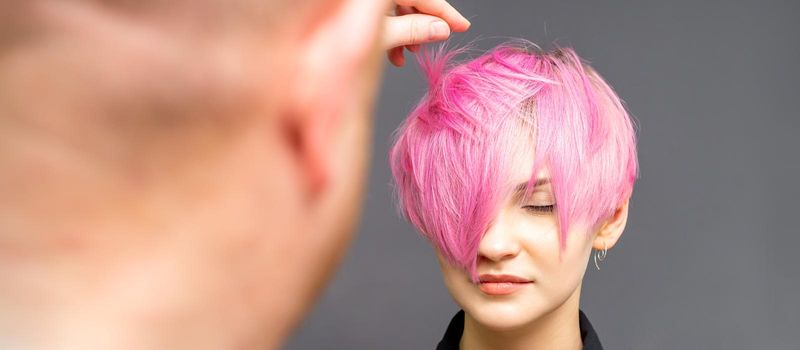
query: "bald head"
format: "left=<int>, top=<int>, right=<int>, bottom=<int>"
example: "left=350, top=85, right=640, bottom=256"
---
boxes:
left=0, top=0, right=386, bottom=348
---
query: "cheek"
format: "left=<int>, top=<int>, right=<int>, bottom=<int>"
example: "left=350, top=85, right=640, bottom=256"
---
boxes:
left=436, top=255, right=476, bottom=306
left=517, top=216, right=561, bottom=265
left=518, top=219, right=594, bottom=291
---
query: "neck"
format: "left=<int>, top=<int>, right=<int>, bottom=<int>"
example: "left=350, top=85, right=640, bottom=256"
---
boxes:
left=461, top=285, right=584, bottom=350
left=0, top=120, right=307, bottom=350
left=0, top=235, right=293, bottom=350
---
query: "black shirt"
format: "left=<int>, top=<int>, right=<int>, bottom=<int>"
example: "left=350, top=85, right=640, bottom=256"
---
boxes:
left=436, top=310, right=603, bottom=350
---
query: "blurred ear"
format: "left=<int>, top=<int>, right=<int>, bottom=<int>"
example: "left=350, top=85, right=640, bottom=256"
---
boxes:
left=284, top=0, right=386, bottom=198
left=593, top=199, right=630, bottom=250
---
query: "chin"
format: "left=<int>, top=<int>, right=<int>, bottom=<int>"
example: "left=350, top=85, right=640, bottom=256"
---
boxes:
left=464, top=297, right=550, bottom=330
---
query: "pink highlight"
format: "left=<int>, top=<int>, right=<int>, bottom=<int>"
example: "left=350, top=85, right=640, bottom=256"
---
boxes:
left=389, top=40, right=638, bottom=280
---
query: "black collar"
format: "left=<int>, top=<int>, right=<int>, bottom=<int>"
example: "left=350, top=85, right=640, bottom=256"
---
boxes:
left=436, top=309, right=603, bottom=350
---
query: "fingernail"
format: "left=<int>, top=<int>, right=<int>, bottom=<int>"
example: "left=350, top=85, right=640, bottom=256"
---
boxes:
left=429, top=21, right=450, bottom=39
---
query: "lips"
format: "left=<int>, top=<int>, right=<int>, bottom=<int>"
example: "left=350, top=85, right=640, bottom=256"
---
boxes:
left=477, top=274, right=533, bottom=296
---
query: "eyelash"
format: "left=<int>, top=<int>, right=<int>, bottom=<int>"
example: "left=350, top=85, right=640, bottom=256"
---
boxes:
left=522, top=205, right=555, bottom=214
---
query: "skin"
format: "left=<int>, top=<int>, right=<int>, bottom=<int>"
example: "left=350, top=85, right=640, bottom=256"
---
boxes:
left=437, top=163, right=630, bottom=350
left=384, top=0, right=471, bottom=66
left=0, top=0, right=468, bottom=349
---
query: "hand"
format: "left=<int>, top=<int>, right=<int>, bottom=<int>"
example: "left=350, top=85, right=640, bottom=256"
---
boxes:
left=383, top=0, right=471, bottom=67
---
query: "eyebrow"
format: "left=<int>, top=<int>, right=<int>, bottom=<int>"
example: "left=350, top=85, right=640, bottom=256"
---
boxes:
left=514, top=178, right=551, bottom=197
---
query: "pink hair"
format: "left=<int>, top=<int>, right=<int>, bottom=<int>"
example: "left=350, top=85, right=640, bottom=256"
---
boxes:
left=389, top=40, right=638, bottom=280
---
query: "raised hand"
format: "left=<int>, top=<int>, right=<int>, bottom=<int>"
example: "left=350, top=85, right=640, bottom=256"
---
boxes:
left=383, top=0, right=471, bottom=66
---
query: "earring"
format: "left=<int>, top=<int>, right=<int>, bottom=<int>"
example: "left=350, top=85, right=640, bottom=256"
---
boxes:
left=593, top=241, right=608, bottom=270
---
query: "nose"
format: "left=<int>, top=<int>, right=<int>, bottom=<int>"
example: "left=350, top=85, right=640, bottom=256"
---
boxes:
left=477, top=214, right=521, bottom=263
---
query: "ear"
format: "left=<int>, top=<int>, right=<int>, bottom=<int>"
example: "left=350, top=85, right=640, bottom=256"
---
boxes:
left=592, top=198, right=630, bottom=251
left=284, top=0, right=386, bottom=197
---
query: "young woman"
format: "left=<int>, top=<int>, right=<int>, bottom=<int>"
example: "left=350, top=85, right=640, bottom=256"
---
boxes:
left=390, top=41, right=638, bottom=349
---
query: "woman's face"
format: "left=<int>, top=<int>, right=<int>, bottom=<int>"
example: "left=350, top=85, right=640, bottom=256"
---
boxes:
left=437, top=167, right=597, bottom=330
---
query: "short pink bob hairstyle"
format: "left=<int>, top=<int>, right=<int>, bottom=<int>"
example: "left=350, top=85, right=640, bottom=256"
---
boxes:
left=390, top=40, right=638, bottom=279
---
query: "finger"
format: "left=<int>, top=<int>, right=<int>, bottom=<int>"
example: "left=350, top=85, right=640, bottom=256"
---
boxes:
left=394, top=0, right=470, bottom=32
left=395, top=6, right=422, bottom=54
left=383, top=13, right=451, bottom=49
left=395, top=5, right=429, bottom=53
left=388, top=46, right=405, bottom=67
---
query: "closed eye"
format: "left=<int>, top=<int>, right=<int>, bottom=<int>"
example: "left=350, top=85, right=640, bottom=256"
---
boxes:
left=522, top=205, right=555, bottom=214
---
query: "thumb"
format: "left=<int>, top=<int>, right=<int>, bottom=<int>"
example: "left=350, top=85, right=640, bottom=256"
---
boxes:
left=383, top=14, right=451, bottom=49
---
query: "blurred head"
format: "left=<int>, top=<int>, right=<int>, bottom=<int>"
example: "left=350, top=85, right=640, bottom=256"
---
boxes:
left=0, top=0, right=385, bottom=348
left=390, top=41, right=637, bottom=329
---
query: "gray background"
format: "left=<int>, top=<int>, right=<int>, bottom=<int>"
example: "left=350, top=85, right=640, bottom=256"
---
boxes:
left=287, top=0, right=800, bottom=348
